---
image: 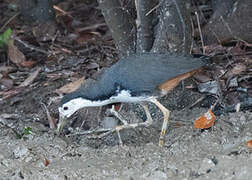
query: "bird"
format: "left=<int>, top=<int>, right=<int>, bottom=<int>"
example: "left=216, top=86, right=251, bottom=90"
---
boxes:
left=57, top=53, right=207, bottom=146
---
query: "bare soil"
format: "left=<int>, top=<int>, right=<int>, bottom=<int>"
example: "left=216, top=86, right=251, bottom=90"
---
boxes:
left=0, top=1, right=251, bottom=179
left=0, top=79, right=252, bottom=180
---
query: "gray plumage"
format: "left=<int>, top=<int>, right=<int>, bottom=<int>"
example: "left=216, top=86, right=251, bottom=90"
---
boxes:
left=60, top=53, right=206, bottom=106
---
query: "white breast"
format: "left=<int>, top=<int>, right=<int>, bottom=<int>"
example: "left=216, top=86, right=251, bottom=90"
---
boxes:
left=110, top=90, right=150, bottom=103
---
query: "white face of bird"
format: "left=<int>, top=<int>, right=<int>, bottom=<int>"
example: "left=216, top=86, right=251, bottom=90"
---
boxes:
left=59, top=98, right=94, bottom=118
left=57, top=97, right=117, bottom=132
left=57, top=98, right=93, bottom=133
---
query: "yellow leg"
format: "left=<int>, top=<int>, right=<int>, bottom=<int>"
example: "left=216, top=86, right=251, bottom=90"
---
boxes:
left=150, top=98, right=170, bottom=147
left=141, top=104, right=153, bottom=126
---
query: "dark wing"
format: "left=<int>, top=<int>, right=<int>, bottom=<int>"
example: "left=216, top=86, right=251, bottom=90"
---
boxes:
left=101, top=53, right=206, bottom=95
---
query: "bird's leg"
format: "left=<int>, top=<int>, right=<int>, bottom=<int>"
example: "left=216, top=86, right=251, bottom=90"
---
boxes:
left=150, top=98, right=170, bottom=147
left=114, top=103, right=154, bottom=145
left=141, top=103, right=153, bottom=126
left=110, top=104, right=128, bottom=125
left=87, top=104, right=154, bottom=146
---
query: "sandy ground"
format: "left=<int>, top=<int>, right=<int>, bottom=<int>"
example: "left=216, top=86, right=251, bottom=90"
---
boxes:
left=0, top=102, right=252, bottom=180
left=0, top=1, right=251, bottom=179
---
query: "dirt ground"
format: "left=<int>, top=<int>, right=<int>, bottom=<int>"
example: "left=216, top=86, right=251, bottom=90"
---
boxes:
left=0, top=80, right=252, bottom=180
left=0, top=1, right=251, bottom=179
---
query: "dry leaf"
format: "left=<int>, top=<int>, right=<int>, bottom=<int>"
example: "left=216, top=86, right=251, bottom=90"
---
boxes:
left=44, top=159, right=50, bottom=166
left=247, top=140, right=252, bottom=147
left=20, top=60, right=37, bottom=68
left=32, top=22, right=57, bottom=42
left=231, top=64, right=247, bottom=75
left=0, top=78, right=14, bottom=90
left=8, top=40, right=26, bottom=67
left=56, top=77, right=85, bottom=94
left=19, top=68, right=41, bottom=87
left=86, top=62, right=99, bottom=70
left=193, top=73, right=212, bottom=83
left=194, top=109, right=215, bottom=129
left=0, top=66, right=16, bottom=75
left=1, top=89, right=21, bottom=100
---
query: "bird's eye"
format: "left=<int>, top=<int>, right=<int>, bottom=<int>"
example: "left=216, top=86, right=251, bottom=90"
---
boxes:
left=63, top=106, right=68, bottom=110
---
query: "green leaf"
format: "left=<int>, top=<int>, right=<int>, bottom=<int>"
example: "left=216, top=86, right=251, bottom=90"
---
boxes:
left=15, top=132, right=23, bottom=139
left=24, top=127, right=32, bottom=135
left=3, top=28, right=11, bottom=42
left=0, top=28, right=12, bottom=48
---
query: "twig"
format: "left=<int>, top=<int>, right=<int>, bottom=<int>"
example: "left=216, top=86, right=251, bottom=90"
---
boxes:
left=189, top=96, right=206, bottom=109
left=190, top=17, right=195, bottom=54
left=14, top=36, right=50, bottom=55
left=41, top=102, right=56, bottom=129
left=66, top=127, right=114, bottom=137
left=146, top=2, right=160, bottom=16
left=195, top=11, right=205, bottom=54
left=220, top=16, right=234, bottom=38
left=0, top=12, right=20, bottom=32
left=19, top=68, right=41, bottom=87
left=76, top=23, right=107, bottom=32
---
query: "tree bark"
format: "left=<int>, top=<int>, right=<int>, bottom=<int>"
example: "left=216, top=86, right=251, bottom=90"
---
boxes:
left=203, top=0, right=252, bottom=44
left=20, top=0, right=55, bottom=23
left=136, top=0, right=156, bottom=52
left=151, top=0, right=192, bottom=54
left=98, top=0, right=136, bottom=56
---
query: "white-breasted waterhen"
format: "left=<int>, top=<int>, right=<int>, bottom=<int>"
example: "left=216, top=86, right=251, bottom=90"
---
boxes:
left=57, top=53, right=207, bottom=146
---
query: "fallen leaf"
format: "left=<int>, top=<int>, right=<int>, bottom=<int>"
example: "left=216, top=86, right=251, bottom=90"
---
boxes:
left=76, top=32, right=99, bottom=44
left=231, top=64, right=247, bottom=75
left=19, top=68, right=41, bottom=87
left=20, top=60, right=37, bottom=68
left=193, top=73, right=212, bottom=83
left=32, top=22, right=57, bottom=42
left=53, top=5, right=72, bottom=18
left=0, top=78, right=14, bottom=90
left=0, top=88, right=22, bottom=100
left=0, top=66, right=16, bottom=75
left=86, top=62, right=99, bottom=70
left=44, top=159, right=50, bottom=166
left=194, top=109, right=215, bottom=129
left=198, top=81, right=219, bottom=94
left=56, top=77, right=85, bottom=94
left=8, top=40, right=26, bottom=67
left=247, top=140, right=252, bottom=147
left=228, top=77, right=238, bottom=88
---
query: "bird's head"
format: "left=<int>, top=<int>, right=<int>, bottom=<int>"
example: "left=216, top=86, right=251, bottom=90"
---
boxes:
left=56, top=77, right=114, bottom=134
left=56, top=92, right=92, bottom=134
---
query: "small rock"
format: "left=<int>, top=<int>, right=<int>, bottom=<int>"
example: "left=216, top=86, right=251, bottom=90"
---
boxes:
left=198, top=158, right=216, bottom=174
left=102, top=117, right=118, bottom=129
left=13, top=146, right=29, bottom=159
left=141, top=170, right=167, bottom=180
left=0, top=153, right=4, bottom=160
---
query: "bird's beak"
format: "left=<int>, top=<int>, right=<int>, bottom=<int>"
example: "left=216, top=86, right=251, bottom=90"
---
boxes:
left=56, top=114, right=67, bottom=135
